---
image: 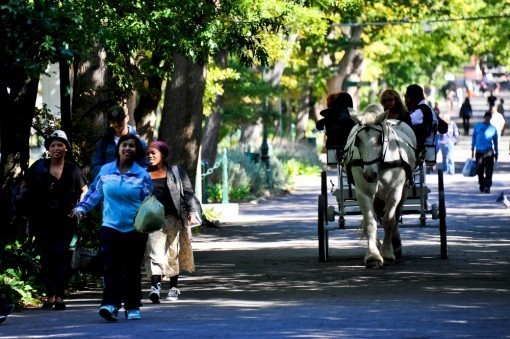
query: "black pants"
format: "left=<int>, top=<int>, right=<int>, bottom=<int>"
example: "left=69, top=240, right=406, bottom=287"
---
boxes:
left=475, top=149, right=494, bottom=190
left=462, top=116, right=470, bottom=135
left=99, top=227, right=147, bottom=310
left=32, top=215, right=75, bottom=299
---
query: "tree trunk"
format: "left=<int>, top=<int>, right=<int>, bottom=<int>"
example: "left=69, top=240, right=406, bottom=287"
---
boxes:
left=295, top=88, right=310, bottom=142
left=59, top=57, right=72, bottom=143
left=71, top=48, right=112, bottom=168
left=239, top=122, right=263, bottom=146
left=159, top=54, right=206, bottom=187
left=134, top=74, right=163, bottom=143
left=326, top=26, right=363, bottom=100
left=201, top=51, right=227, bottom=164
left=0, top=77, right=39, bottom=229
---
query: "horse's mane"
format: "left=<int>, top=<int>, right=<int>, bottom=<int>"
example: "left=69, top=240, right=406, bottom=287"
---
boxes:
left=359, top=111, right=381, bottom=125
left=351, top=104, right=386, bottom=125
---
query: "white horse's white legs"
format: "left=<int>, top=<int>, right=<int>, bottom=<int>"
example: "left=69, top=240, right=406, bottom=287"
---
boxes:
left=353, top=168, right=385, bottom=268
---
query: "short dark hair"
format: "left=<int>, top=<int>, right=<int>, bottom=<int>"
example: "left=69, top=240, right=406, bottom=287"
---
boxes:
left=484, top=111, right=492, bottom=118
left=115, top=134, right=146, bottom=164
left=331, top=92, right=353, bottom=109
left=107, top=106, right=127, bottom=122
left=405, top=84, right=425, bottom=101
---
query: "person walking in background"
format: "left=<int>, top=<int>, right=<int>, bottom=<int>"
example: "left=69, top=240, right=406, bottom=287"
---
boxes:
left=459, top=97, right=473, bottom=135
left=437, top=113, right=459, bottom=175
left=497, top=97, right=505, bottom=117
left=433, top=102, right=441, bottom=116
left=91, top=105, right=148, bottom=179
left=471, top=112, right=499, bottom=194
left=144, top=141, right=197, bottom=304
left=17, top=130, right=88, bottom=310
left=496, top=98, right=505, bottom=136
left=489, top=106, right=505, bottom=138
left=380, top=89, right=412, bottom=127
left=487, top=91, right=497, bottom=109
left=74, top=134, right=152, bottom=321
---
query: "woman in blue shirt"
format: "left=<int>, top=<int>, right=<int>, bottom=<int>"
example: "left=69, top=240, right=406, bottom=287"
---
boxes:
left=75, top=134, right=152, bottom=321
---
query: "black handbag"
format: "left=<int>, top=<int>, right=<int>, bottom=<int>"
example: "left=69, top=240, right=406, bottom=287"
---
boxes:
left=71, top=235, right=103, bottom=272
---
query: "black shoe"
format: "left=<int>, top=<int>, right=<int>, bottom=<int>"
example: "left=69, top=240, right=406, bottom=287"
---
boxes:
left=480, top=187, right=485, bottom=193
left=0, top=304, right=14, bottom=323
left=0, top=304, right=14, bottom=316
left=54, top=301, right=66, bottom=310
left=41, top=301, right=55, bottom=309
left=484, top=188, right=490, bottom=193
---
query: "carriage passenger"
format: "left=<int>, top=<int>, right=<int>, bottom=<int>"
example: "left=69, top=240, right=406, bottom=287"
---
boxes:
left=315, top=91, right=356, bottom=150
left=380, top=89, right=412, bottom=128
left=404, top=84, right=438, bottom=160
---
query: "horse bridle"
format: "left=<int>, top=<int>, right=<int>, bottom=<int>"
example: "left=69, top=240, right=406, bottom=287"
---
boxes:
left=352, top=123, right=386, bottom=166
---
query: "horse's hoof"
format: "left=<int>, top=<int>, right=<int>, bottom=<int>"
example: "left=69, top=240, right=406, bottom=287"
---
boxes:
left=365, top=259, right=383, bottom=269
left=394, top=247, right=402, bottom=260
left=383, top=258, right=396, bottom=266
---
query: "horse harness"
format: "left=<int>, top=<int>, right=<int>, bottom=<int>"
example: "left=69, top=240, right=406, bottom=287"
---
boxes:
left=344, top=121, right=415, bottom=182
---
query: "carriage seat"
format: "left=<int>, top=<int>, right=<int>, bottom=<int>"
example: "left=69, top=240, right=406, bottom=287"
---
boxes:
left=324, top=124, right=347, bottom=164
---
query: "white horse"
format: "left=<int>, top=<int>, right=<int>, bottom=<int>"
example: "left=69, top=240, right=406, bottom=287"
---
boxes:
left=343, top=104, right=417, bottom=268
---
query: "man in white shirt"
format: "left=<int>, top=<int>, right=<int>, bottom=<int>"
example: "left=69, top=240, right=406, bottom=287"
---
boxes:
left=489, top=106, right=505, bottom=138
left=404, top=84, right=438, bottom=158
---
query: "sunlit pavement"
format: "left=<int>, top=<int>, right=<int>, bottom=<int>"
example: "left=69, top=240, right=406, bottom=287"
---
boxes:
left=1, top=93, right=509, bottom=338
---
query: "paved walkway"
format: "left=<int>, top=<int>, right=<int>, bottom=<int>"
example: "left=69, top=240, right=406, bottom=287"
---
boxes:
left=1, top=93, right=509, bottom=338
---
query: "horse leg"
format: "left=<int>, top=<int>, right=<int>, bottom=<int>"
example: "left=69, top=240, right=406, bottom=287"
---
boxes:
left=380, top=207, right=397, bottom=265
left=381, top=182, right=407, bottom=263
left=392, top=185, right=408, bottom=260
left=359, top=197, right=384, bottom=268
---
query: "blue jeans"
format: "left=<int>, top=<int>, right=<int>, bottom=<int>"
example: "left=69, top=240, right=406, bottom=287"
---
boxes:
left=439, top=142, right=455, bottom=174
left=99, top=227, right=147, bottom=310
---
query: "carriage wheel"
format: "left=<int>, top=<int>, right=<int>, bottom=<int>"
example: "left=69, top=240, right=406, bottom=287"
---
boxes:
left=321, top=171, right=328, bottom=224
left=437, top=169, right=447, bottom=259
left=431, top=203, right=439, bottom=220
left=318, top=194, right=329, bottom=262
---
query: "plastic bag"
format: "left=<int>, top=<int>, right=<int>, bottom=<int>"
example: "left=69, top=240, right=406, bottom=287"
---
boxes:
left=462, top=158, right=477, bottom=177
left=134, top=195, right=165, bottom=233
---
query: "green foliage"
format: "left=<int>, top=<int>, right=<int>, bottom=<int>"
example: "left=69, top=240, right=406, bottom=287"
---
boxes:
left=0, top=0, right=80, bottom=84
left=0, top=268, right=37, bottom=307
left=205, top=141, right=320, bottom=202
left=0, top=233, right=41, bottom=307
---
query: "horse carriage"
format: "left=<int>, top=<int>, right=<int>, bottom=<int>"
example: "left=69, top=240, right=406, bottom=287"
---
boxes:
left=317, top=105, right=447, bottom=267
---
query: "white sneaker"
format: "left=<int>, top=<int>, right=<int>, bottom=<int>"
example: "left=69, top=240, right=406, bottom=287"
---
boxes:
left=166, top=287, right=180, bottom=301
left=149, top=283, right=161, bottom=304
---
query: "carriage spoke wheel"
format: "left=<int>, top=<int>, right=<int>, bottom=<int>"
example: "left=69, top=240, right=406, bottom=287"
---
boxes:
left=437, top=169, right=447, bottom=259
left=318, top=194, right=329, bottom=262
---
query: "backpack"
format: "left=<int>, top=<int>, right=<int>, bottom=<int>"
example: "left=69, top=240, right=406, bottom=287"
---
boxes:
left=418, top=104, right=448, bottom=135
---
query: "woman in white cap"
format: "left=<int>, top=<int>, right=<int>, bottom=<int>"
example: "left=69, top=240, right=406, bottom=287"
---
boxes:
left=17, top=130, right=88, bottom=310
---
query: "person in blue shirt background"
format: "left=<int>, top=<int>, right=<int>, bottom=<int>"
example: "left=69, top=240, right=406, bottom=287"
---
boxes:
left=74, top=134, right=152, bottom=321
left=90, top=105, right=148, bottom=179
left=471, top=112, right=499, bottom=193
left=437, top=113, right=459, bottom=175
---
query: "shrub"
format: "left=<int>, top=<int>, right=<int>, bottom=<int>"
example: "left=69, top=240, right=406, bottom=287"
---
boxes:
left=203, top=141, right=320, bottom=203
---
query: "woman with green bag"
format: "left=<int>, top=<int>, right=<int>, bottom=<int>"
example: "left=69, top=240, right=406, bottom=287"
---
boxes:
left=74, top=134, right=152, bottom=321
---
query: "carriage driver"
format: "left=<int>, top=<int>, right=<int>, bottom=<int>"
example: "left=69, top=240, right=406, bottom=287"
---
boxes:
left=404, top=84, right=438, bottom=161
